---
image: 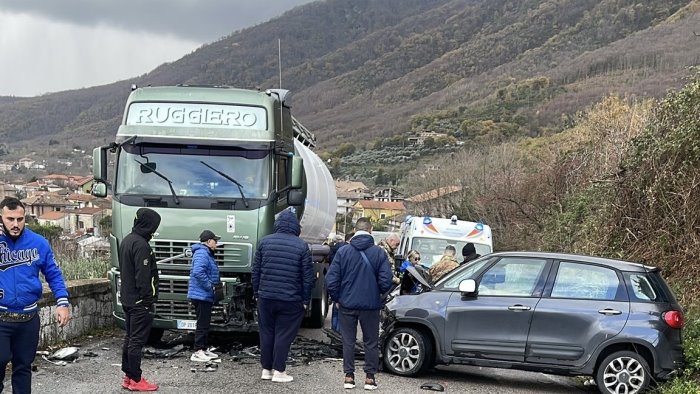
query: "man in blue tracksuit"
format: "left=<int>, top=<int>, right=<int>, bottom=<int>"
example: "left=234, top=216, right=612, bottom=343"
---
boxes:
left=0, top=197, right=71, bottom=393
left=252, top=209, right=313, bottom=383
left=187, top=229, right=222, bottom=362
left=325, top=217, right=393, bottom=391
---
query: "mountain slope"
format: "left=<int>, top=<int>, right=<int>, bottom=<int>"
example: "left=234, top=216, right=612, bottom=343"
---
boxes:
left=0, top=0, right=697, bottom=153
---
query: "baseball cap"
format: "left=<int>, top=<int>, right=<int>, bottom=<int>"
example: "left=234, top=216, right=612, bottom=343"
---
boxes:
left=199, top=230, right=221, bottom=242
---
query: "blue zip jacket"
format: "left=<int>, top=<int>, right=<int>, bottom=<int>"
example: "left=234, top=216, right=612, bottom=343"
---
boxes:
left=325, top=232, right=393, bottom=310
left=187, top=243, right=221, bottom=303
left=252, top=210, right=313, bottom=304
left=0, top=227, right=69, bottom=314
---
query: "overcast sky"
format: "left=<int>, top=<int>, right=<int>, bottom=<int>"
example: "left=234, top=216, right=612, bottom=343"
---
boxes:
left=0, top=0, right=315, bottom=97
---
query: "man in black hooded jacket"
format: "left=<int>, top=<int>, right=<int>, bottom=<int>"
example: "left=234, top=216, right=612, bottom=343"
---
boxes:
left=119, top=208, right=161, bottom=391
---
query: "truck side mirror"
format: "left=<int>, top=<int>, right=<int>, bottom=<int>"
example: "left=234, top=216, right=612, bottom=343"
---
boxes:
left=288, top=189, right=304, bottom=206
left=291, top=156, right=303, bottom=189
left=93, top=146, right=108, bottom=182
left=92, top=182, right=107, bottom=198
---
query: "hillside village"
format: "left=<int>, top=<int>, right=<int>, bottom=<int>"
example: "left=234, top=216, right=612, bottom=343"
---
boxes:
left=0, top=160, right=112, bottom=257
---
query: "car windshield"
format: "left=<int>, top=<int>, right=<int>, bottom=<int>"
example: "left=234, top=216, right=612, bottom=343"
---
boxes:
left=410, top=237, right=491, bottom=268
left=116, top=144, right=271, bottom=199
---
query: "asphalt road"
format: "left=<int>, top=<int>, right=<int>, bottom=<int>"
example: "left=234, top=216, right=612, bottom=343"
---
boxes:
left=22, top=315, right=593, bottom=394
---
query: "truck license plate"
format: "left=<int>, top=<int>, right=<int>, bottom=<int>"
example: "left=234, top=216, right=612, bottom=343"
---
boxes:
left=176, top=320, right=197, bottom=330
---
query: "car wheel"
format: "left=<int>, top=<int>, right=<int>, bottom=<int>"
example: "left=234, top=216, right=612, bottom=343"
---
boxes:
left=595, top=350, right=650, bottom=394
left=383, top=327, right=432, bottom=376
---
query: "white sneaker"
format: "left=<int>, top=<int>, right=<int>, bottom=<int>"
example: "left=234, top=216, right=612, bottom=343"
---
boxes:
left=204, top=350, right=219, bottom=359
left=190, top=350, right=213, bottom=362
left=261, top=369, right=273, bottom=380
left=271, top=370, right=293, bottom=383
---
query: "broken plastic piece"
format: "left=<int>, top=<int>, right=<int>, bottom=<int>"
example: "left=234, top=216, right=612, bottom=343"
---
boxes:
left=420, top=382, right=445, bottom=391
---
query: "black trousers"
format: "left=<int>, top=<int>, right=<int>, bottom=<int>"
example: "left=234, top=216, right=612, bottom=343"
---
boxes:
left=192, top=300, right=212, bottom=351
left=338, top=306, right=380, bottom=375
left=0, top=314, right=39, bottom=394
left=121, top=305, right=154, bottom=382
left=257, top=298, right=305, bottom=372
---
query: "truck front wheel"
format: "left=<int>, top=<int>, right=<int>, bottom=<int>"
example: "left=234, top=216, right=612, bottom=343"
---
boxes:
left=304, top=290, right=328, bottom=328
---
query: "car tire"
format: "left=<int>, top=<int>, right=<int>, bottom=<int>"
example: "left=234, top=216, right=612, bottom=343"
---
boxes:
left=595, top=350, right=650, bottom=394
left=383, top=327, right=433, bottom=376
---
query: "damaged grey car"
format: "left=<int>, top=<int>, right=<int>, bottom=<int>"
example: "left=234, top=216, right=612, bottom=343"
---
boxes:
left=382, top=251, right=684, bottom=394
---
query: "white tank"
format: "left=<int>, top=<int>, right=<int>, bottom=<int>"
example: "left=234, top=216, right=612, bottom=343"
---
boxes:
left=294, top=139, right=337, bottom=244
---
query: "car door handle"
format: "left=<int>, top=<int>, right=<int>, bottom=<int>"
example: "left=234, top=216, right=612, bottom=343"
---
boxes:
left=508, top=305, right=531, bottom=311
left=598, top=308, right=622, bottom=315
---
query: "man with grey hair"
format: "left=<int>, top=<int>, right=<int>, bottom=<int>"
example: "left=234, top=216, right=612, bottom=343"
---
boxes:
left=325, top=217, right=393, bottom=390
left=377, top=232, right=401, bottom=285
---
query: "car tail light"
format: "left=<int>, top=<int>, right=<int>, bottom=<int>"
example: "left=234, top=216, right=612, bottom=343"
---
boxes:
left=663, top=310, right=684, bottom=329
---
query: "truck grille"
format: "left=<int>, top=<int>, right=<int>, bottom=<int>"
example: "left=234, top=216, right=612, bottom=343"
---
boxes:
left=152, top=239, right=252, bottom=268
left=153, top=296, right=226, bottom=323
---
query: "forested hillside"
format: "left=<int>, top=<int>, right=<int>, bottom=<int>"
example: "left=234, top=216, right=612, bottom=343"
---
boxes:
left=0, top=0, right=698, bottom=155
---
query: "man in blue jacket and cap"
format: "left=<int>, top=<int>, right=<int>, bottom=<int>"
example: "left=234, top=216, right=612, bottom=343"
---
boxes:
left=252, top=209, right=313, bottom=383
left=325, top=217, right=393, bottom=391
left=0, top=197, right=71, bottom=394
left=188, top=229, right=222, bottom=363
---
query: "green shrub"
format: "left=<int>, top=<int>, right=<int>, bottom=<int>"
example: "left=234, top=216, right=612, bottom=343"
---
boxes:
left=57, top=256, right=110, bottom=281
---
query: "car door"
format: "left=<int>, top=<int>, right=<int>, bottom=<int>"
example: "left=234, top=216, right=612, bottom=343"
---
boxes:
left=525, top=261, right=630, bottom=366
left=443, top=257, right=550, bottom=362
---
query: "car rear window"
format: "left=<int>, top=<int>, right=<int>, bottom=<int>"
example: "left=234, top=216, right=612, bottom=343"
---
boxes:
left=623, top=272, right=669, bottom=303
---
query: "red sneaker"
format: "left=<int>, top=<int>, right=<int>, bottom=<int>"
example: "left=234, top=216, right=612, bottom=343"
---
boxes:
left=121, top=376, right=132, bottom=389
left=127, top=377, right=159, bottom=391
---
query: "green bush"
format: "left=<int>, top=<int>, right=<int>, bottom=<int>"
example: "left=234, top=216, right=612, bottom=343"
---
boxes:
left=57, top=256, right=110, bottom=281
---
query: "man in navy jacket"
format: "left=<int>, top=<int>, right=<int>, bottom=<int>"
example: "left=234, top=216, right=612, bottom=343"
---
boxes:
left=0, top=197, right=71, bottom=394
left=325, top=217, right=393, bottom=390
left=252, top=209, right=313, bottom=383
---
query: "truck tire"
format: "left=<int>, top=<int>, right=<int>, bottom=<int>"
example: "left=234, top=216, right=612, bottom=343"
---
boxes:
left=304, top=289, right=328, bottom=328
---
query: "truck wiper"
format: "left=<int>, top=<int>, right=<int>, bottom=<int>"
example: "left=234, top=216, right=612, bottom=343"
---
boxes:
left=200, top=161, right=249, bottom=208
left=134, top=159, right=180, bottom=205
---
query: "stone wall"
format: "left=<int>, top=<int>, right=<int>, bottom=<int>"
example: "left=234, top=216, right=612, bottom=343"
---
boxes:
left=38, top=278, right=113, bottom=348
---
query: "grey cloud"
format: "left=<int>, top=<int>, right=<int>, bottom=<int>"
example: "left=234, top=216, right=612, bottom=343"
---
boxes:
left=0, top=0, right=316, bottom=41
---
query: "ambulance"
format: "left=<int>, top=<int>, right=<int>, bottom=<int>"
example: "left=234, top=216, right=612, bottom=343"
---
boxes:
left=397, top=215, right=493, bottom=268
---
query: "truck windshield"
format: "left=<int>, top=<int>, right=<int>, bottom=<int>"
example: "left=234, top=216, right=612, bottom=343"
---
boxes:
left=116, top=144, right=270, bottom=199
left=410, top=237, right=492, bottom=268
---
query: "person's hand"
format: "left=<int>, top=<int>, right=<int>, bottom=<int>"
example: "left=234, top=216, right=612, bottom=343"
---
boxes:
left=55, top=306, right=71, bottom=327
left=303, top=304, right=308, bottom=310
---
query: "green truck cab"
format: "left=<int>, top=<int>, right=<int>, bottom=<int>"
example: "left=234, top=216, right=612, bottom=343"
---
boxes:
left=92, top=86, right=336, bottom=339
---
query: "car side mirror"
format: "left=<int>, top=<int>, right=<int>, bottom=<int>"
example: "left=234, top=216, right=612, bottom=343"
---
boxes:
left=459, top=279, right=476, bottom=295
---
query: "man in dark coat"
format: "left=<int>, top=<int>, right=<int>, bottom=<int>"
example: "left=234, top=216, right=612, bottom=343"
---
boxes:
left=252, top=209, right=313, bottom=383
left=461, top=243, right=481, bottom=265
left=119, top=208, right=161, bottom=391
left=325, top=217, right=393, bottom=390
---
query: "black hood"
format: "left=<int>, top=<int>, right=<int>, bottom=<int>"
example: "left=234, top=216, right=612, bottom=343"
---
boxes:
left=132, top=208, right=161, bottom=240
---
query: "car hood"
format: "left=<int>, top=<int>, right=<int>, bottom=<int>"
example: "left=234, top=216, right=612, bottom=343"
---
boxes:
left=406, top=265, right=433, bottom=289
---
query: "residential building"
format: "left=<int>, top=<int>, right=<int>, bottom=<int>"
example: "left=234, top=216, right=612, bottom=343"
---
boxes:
left=373, top=187, right=405, bottom=202
left=335, top=180, right=371, bottom=215
left=352, top=200, right=406, bottom=223
left=37, top=211, right=70, bottom=232
left=405, top=185, right=464, bottom=217
left=22, top=193, right=76, bottom=219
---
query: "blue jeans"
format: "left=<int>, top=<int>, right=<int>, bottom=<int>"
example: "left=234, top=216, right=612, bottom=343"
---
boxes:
left=0, top=313, right=40, bottom=394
